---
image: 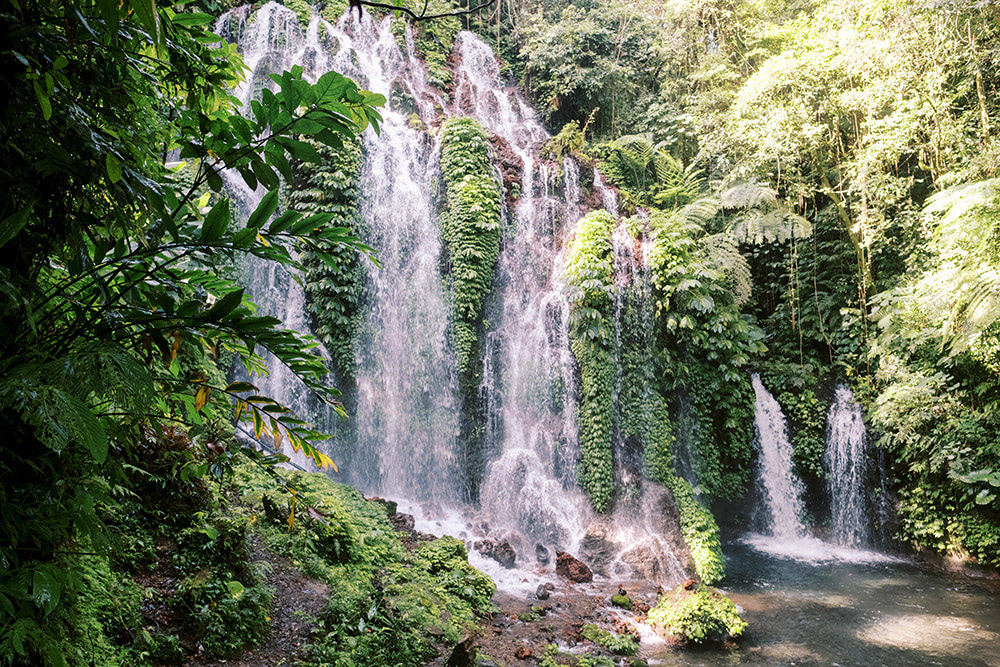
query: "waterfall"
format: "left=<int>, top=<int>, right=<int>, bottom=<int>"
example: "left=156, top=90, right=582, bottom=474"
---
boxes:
left=751, top=374, right=808, bottom=539
left=216, top=7, right=692, bottom=586
left=826, top=384, right=869, bottom=547
left=453, top=31, right=591, bottom=549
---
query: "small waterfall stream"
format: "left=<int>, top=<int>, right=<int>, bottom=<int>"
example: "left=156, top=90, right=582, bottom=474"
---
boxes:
left=751, top=374, right=808, bottom=539
left=826, top=384, right=869, bottom=547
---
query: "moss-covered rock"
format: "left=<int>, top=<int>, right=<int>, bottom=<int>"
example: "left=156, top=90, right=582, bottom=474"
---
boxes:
left=580, top=623, right=638, bottom=655
left=290, top=136, right=366, bottom=379
left=647, top=582, right=746, bottom=646
left=611, top=592, right=632, bottom=609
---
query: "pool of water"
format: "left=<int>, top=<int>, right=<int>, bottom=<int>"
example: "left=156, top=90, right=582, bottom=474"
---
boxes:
left=647, top=534, right=1000, bottom=666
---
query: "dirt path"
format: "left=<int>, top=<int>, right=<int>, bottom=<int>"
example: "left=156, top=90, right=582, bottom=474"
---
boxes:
left=183, top=549, right=329, bottom=667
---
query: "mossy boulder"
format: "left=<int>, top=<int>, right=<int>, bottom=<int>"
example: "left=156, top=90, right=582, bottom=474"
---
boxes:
left=647, top=583, right=746, bottom=646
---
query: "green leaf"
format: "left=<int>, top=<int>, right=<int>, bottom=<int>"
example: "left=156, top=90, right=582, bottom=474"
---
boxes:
left=106, top=153, right=122, bottom=183
left=0, top=205, right=32, bottom=248
left=129, top=0, right=164, bottom=52
left=171, top=11, right=213, bottom=26
left=227, top=580, right=245, bottom=598
left=32, top=79, right=51, bottom=120
left=208, top=288, right=244, bottom=320
left=201, top=198, right=230, bottom=242
left=268, top=210, right=299, bottom=234
left=247, top=189, right=278, bottom=230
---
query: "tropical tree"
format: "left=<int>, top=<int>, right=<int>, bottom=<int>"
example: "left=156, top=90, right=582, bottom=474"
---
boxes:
left=0, top=0, right=384, bottom=661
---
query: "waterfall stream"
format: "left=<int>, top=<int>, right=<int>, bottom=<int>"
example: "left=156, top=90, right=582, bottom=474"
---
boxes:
left=826, top=384, right=869, bottom=547
left=751, top=374, right=808, bottom=539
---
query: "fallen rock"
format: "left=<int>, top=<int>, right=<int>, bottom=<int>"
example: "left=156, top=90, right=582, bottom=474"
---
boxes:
left=445, top=636, right=476, bottom=667
left=391, top=511, right=415, bottom=532
left=474, top=539, right=517, bottom=569
left=514, top=645, right=531, bottom=660
left=555, top=551, right=593, bottom=583
left=493, top=540, right=517, bottom=569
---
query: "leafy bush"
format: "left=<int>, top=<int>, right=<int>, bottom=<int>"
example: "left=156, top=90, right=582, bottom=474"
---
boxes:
left=648, top=583, right=746, bottom=646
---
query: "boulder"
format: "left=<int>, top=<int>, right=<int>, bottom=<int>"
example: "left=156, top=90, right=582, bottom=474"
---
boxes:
left=555, top=551, right=593, bottom=583
left=445, top=636, right=476, bottom=667
left=535, top=543, right=550, bottom=565
left=492, top=540, right=517, bottom=569
left=473, top=539, right=517, bottom=569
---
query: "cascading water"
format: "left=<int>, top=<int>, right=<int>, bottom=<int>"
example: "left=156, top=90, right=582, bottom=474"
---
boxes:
left=825, top=384, right=869, bottom=547
left=218, top=6, right=691, bottom=587
left=453, top=31, right=592, bottom=551
left=751, top=373, right=808, bottom=539
left=323, top=15, right=460, bottom=502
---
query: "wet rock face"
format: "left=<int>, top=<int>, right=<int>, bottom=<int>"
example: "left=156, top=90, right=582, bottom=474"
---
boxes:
left=579, top=521, right=618, bottom=573
left=555, top=551, right=593, bottom=583
left=620, top=543, right=660, bottom=579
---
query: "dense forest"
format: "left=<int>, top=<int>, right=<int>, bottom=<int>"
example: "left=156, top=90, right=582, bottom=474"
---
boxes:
left=1, top=0, right=998, bottom=664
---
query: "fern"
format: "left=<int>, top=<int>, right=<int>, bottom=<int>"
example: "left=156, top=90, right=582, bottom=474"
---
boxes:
left=700, top=233, right=753, bottom=307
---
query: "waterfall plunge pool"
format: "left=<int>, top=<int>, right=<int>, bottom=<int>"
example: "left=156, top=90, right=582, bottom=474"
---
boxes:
left=645, top=535, right=1000, bottom=666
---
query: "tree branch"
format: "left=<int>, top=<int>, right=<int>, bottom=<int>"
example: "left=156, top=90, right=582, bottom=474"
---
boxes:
left=356, top=0, right=497, bottom=21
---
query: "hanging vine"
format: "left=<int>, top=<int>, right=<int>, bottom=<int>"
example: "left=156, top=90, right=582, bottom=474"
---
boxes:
left=291, top=137, right=367, bottom=379
left=564, top=209, right=617, bottom=512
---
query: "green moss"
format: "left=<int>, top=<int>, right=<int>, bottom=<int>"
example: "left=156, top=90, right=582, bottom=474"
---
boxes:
left=665, top=475, right=726, bottom=585
left=580, top=623, right=638, bottom=656
left=564, top=210, right=617, bottom=512
left=291, top=136, right=366, bottom=379
left=648, top=212, right=763, bottom=502
left=233, top=467, right=495, bottom=666
left=611, top=593, right=632, bottom=609
left=410, top=0, right=461, bottom=91
left=648, top=583, right=746, bottom=646
left=440, top=117, right=502, bottom=377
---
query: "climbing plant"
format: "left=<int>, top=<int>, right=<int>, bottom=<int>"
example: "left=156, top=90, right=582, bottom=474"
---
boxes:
left=649, top=211, right=766, bottom=502
left=564, top=210, right=617, bottom=512
left=439, top=117, right=503, bottom=376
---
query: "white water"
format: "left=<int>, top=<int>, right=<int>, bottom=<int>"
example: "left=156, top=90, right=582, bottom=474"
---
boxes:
left=826, top=383, right=869, bottom=547
left=751, top=374, right=808, bottom=539
left=454, top=31, right=592, bottom=556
